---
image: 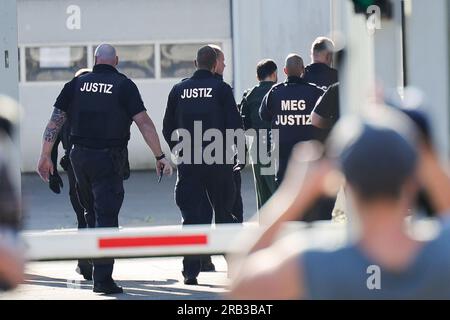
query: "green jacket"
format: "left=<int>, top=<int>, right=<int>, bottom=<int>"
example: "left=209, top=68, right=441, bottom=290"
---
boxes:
left=239, top=81, right=275, bottom=130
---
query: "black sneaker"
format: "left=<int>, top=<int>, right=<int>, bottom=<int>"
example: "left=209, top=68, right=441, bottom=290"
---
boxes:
left=93, top=281, right=123, bottom=294
left=76, top=261, right=93, bottom=281
left=183, top=277, right=198, bottom=285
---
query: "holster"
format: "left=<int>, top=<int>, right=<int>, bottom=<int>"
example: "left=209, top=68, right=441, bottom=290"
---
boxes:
left=60, top=153, right=70, bottom=171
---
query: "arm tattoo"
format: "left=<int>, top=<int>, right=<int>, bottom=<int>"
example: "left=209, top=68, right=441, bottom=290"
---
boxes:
left=44, top=108, right=67, bottom=142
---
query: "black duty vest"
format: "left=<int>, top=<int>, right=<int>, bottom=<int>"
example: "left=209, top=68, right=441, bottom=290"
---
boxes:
left=70, top=70, right=130, bottom=147
left=174, top=71, right=227, bottom=163
left=303, top=63, right=338, bottom=91
left=268, top=77, right=324, bottom=157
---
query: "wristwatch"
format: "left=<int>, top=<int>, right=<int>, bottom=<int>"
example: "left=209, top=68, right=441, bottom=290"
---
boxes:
left=155, top=153, right=165, bottom=161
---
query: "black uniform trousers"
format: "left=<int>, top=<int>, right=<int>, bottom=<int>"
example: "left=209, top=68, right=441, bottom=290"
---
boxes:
left=70, top=145, right=125, bottom=284
left=175, top=163, right=237, bottom=279
left=64, top=160, right=88, bottom=229
left=198, top=168, right=243, bottom=268
left=63, top=159, right=95, bottom=268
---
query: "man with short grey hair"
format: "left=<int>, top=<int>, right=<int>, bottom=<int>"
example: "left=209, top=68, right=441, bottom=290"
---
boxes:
left=303, top=37, right=338, bottom=91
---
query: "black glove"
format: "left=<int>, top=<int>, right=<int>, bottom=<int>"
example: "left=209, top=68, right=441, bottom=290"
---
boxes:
left=49, top=171, right=63, bottom=194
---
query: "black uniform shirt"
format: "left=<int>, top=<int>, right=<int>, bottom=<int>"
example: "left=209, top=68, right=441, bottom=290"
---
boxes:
left=259, top=76, right=324, bottom=157
left=312, top=82, right=340, bottom=142
left=162, top=69, right=242, bottom=163
left=53, top=64, right=146, bottom=148
left=303, top=63, right=338, bottom=91
left=313, top=82, right=340, bottom=124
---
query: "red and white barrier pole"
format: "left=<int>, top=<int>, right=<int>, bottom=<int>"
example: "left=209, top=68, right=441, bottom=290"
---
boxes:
left=20, top=219, right=439, bottom=261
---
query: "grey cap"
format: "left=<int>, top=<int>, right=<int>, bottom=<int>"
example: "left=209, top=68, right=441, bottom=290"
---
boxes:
left=327, top=108, right=418, bottom=200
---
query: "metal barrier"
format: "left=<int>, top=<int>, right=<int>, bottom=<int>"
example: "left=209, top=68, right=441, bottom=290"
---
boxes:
left=20, top=219, right=440, bottom=261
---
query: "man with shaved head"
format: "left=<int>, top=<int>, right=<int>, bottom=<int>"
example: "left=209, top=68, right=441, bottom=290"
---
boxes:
left=38, top=43, right=172, bottom=294
left=259, top=53, right=323, bottom=183
left=163, top=45, right=242, bottom=285
left=209, top=44, right=226, bottom=80
left=195, top=44, right=244, bottom=273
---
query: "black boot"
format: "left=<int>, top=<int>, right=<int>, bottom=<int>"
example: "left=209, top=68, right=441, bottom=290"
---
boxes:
left=93, top=280, right=123, bottom=294
left=182, top=271, right=198, bottom=285
left=76, top=259, right=93, bottom=281
left=200, top=256, right=216, bottom=272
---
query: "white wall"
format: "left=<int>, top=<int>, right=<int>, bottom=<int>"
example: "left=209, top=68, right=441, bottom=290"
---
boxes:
left=17, top=0, right=231, bottom=43
left=0, top=0, right=20, bottom=100
left=406, top=0, right=450, bottom=158
left=17, top=0, right=232, bottom=172
left=332, top=0, right=375, bottom=116
left=232, top=0, right=332, bottom=100
left=0, top=0, right=21, bottom=191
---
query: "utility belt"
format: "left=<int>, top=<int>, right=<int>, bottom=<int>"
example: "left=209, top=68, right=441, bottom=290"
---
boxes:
left=71, top=144, right=130, bottom=180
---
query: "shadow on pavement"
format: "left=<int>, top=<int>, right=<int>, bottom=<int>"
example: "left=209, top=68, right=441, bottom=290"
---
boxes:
left=25, top=273, right=226, bottom=300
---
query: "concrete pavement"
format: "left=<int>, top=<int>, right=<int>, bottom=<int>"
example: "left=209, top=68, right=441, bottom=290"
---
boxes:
left=21, top=169, right=257, bottom=230
left=0, top=169, right=257, bottom=299
left=1, top=256, right=229, bottom=300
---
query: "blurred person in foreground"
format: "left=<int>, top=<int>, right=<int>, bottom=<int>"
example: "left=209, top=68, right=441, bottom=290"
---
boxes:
left=228, top=107, right=450, bottom=299
left=0, top=96, right=24, bottom=290
left=385, top=87, right=435, bottom=218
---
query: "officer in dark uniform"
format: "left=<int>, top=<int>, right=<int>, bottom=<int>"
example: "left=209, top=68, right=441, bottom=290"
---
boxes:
left=210, top=45, right=244, bottom=224
left=191, top=45, right=236, bottom=273
left=260, top=54, right=323, bottom=183
left=303, top=37, right=338, bottom=91
left=162, top=45, right=241, bottom=285
left=37, top=44, right=172, bottom=294
left=192, top=45, right=244, bottom=273
left=311, top=82, right=340, bottom=139
left=308, top=82, right=341, bottom=221
left=240, top=59, right=278, bottom=209
left=303, top=37, right=339, bottom=222
left=48, top=68, right=94, bottom=280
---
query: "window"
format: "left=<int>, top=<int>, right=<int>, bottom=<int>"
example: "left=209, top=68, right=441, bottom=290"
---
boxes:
left=22, top=42, right=226, bottom=81
left=25, top=46, right=87, bottom=82
left=161, top=43, right=220, bottom=78
left=113, top=45, right=155, bottom=79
